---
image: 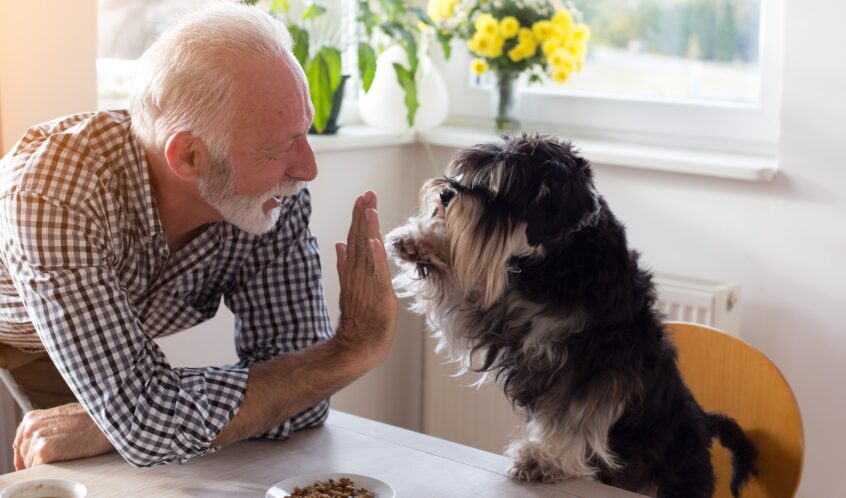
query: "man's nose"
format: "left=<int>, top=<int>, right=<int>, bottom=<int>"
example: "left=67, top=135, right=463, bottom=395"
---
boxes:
left=287, top=137, right=318, bottom=182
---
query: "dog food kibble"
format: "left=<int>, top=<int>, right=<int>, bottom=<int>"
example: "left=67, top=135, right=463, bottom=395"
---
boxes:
left=284, top=477, right=376, bottom=498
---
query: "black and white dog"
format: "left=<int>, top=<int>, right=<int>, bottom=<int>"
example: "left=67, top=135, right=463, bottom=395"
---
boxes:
left=385, top=134, right=757, bottom=497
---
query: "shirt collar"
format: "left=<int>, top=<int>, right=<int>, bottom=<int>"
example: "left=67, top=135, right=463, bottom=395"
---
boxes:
left=121, top=115, right=166, bottom=245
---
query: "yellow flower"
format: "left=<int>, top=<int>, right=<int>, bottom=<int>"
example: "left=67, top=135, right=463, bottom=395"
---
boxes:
left=521, top=38, right=538, bottom=55
left=542, top=38, right=563, bottom=56
left=469, top=33, right=504, bottom=58
left=573, top=24, right=592, bottom=43
left=518, top=27, right=535, bottom=43
left=471, top=58, right=489, bottom=76
left=469, top=33, right=492, bottom=55
left=549, top=24, right=568, bottom=42
left=551, top=67, right=571, bottom=84
left=427, top=0, right=459, bottom=23
left=475, top=13, right=498, bottom=35
left=508, top=46, right=527, bottom=62
left=500, top=16, right=520, bottom=38
left=552, top=9, right=574, bottom=31
left=490, top=35, right=505, bottom=57
left=566, top=40, right=587, bottom=60
left=532, top=20, right=554, bottom=41
left=549, top=48, right=576, bottom=72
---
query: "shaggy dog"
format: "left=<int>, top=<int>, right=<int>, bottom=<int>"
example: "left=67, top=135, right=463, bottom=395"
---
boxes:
left=385, top=134, right=757, bottom=497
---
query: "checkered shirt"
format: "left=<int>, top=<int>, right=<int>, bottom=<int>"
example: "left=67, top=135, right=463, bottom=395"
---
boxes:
left=0, top=110, right=334, bottom=466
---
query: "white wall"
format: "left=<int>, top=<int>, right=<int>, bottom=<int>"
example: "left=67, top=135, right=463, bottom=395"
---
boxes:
left=421, top=1, right=846, bottom=495
left=0, top=0, right=97, bottom=153
left=0, top=0, right=98, bottom=474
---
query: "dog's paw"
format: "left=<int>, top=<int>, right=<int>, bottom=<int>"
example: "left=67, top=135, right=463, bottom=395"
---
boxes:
left=508, top=455, right=566, bottom=483
left=390, top=236, right=431, bottom=265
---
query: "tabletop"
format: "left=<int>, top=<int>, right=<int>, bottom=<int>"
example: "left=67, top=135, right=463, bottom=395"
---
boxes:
left=0, top=410, right=647, bottom=497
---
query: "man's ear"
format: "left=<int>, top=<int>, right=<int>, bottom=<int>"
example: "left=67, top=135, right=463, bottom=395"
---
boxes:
left=163, top=131, right=209, bottom=181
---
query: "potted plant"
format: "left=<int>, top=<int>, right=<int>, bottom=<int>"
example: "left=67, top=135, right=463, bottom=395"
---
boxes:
left=243, top=0, right=354, bottom=134
left=356, top=0, right=439, bottom=129
left=424, top=0, right=590, bottom=131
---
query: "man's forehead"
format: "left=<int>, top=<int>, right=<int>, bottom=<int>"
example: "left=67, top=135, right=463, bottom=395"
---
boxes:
left=230, top=54, right=310, bottom=136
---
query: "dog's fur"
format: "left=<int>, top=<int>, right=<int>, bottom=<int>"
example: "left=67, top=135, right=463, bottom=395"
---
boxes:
left=385, top=134, right=758, bottom=497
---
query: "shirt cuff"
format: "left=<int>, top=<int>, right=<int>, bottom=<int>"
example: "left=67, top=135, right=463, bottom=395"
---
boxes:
left=253, top=398, right=330, bottom=440
left=170, top=365, right=249, bottom=463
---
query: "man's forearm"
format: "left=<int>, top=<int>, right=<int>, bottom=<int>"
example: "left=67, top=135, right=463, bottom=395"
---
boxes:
left=212, top=337, right=366, bottom=447
left=214, top=192, right=398, bottom=448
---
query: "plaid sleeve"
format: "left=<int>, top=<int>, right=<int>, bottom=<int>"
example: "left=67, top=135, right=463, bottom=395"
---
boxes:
left=224, top=188, right=334, bottom=439
left=0, top=191, right=249, bottom=467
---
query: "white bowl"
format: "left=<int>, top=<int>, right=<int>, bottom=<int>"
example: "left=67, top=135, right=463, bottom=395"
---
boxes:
left=267, top=472, right=394, bottom=498
left=0, top=478, right=87, bottom=498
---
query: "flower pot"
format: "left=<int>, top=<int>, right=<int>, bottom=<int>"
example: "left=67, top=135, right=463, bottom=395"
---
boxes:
left=359, top=45, right=448, bottom=130
left=309, top=74, right=349, bottom=135
left=492, top=70, right=521, bottom=132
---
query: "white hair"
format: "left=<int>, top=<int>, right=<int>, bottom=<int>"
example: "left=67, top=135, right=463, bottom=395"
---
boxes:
left=129, top=2, right=293, bottom=160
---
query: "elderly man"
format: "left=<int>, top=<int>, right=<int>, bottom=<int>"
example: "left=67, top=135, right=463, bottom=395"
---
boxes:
left=0, top=4, right=397, bottom=469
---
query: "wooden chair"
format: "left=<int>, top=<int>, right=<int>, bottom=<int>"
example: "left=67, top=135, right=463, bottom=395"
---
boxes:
left=667, top=322, right=804, bottom=498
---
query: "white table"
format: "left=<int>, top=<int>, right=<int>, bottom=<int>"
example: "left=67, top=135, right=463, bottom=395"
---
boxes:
left=0, top=410, right=646, bottom=497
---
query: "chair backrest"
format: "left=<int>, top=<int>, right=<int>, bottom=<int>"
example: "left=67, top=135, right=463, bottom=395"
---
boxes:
left=0, top=368, right=33, bottom=413
left=667, top=322, right=803, bottom=498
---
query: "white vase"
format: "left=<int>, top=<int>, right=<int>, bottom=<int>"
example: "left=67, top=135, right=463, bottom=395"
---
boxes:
left=359, top=45, right=449, bottom=131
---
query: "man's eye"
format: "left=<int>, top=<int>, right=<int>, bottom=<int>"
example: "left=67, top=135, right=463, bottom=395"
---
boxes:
left=439, top=189, right=455, bottom=207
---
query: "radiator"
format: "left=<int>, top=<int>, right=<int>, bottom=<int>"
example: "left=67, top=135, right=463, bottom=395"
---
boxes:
left=653, top=273, right=741, bottom=336
left=422, top=273, right=742, bottom=455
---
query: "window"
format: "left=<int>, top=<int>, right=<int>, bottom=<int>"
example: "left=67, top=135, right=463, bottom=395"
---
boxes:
left=97, top=0, right=355, bottom=111
left=449, top=0, right=784, bottom=154
left=556, top=0, right=763, bottom=104
left=97, top=0, right=221, bottom=110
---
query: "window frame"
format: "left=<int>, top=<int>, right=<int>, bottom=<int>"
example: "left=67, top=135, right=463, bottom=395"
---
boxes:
left=439, top=0, right=784, bottom=156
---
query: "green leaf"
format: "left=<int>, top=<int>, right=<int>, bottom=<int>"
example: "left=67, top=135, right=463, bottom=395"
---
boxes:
left=357, top=0, right=377, bottom=38
left=407, top=7, right=434, bottom=26
left=392, top=63, right=418, bottom=127
left=301, top=4, right=327, bottom=21
left=289, top=24, right=309, bottom=70
left=270, top=0, right=289, bottom=14
left=358, top=43, right=377, bottom=93
left=401, top=32, right=418, bottom=75
left=318, top=46, right=342, bottom=93
left=240, top=0, right=259, bottom=6
left=436, top=30, right=452, bottom=59
left=381, top=22, right=418, bottom=74
left=307, top=53, right=334, bottom=133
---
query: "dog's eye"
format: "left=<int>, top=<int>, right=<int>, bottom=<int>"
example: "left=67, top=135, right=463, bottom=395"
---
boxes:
left=439, top=189, right=455, bottom=207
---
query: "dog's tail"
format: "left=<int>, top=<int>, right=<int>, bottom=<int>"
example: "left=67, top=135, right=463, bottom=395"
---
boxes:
left=707, top=412, right=758, bottom=497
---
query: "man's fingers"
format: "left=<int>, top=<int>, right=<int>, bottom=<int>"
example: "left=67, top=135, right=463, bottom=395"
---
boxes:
left=335, top=242, right=347, bottom=277
left=14, top=416, right=33, bottom=470
left=365, top=208, right=383, bottom=244
left=345, top=195, right=362, bottom=253
left=13, top=418, right=25, bottom=470
left=370, top=239, right=392, bottom=284
left=13, top=443, right=23, bottom=470
left=28, top=438, right=52, bottom=468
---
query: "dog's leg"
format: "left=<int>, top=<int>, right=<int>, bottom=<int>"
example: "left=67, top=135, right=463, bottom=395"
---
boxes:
left=654, top=441, right=715, bottom=498
left=506, top=416, right=606, bottom=482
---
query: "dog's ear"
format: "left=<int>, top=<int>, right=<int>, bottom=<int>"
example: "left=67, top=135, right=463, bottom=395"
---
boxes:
left=446, top=193, right=524, bottom=309
left=524, top=152, right=600, bottom=246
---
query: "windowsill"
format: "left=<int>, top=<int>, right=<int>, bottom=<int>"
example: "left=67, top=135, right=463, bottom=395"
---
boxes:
left=312, top=123, right=777, bottom=183
left=309, top=126, right=416, bottom=152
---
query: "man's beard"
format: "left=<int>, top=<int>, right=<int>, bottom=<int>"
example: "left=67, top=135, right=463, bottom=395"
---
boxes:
left=197, top=155, right=303, bottom=235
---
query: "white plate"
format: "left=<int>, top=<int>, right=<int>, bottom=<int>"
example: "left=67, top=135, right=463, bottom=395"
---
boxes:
left=266, top=472, right=394, bottom=498
left=0, top=478, right=87, bottom=498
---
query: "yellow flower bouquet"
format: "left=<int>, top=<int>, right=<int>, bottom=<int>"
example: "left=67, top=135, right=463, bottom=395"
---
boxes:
left=426, top=0, right=590, bottom=131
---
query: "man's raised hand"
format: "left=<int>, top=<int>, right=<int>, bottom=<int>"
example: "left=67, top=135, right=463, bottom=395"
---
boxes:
left=333, top=191, right=398, bottom=371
